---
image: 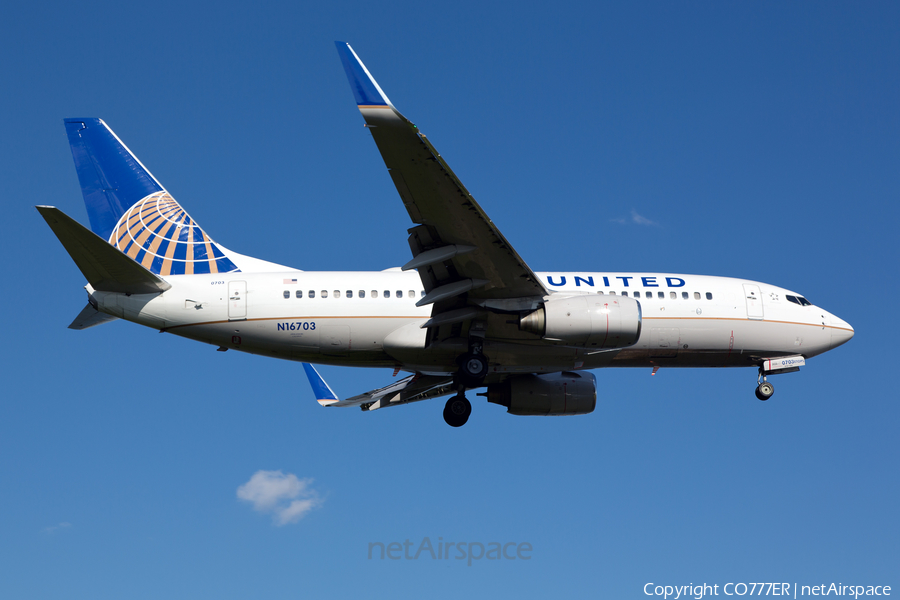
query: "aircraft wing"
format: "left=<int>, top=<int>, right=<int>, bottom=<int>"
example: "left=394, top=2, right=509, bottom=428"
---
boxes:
left=302, top=363, right=455, bottom=411
left=335, top=43, right=549, bottom=321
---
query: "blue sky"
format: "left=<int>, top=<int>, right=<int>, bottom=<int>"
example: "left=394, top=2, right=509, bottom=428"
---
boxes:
left=1, top=1, right=897, bottom=598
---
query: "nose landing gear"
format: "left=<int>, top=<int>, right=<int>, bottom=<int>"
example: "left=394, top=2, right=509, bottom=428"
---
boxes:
left=756, top=367, right=774, bottom=401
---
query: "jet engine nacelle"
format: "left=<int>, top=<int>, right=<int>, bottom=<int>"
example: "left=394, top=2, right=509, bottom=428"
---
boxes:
left=485, top=372, right=597, bottom=416
left=519, top=295, right=642, bottom=348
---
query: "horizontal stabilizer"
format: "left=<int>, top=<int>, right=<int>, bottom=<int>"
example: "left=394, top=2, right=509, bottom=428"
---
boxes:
left=37, top=206, right=171, bottom=294
left=68, top=303, right=119, bottom=330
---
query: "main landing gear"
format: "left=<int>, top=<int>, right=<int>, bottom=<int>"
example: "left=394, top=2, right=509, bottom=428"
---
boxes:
left=443, top=393, right=472, bottom=427
left=756, top=367, right=775, bottom=401
left=443, top=349, right=488, bottom=427
left=457, top=351, right=488, bottom=388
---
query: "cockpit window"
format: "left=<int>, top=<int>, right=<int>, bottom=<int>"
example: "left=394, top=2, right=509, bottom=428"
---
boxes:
left=786, top=295, right=813, bottom=306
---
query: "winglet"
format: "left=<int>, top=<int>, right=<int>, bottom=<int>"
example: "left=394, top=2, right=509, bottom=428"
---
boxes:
left=302, top=363, right=340, bottom=406
left=335, top=42, right=392, bottom=107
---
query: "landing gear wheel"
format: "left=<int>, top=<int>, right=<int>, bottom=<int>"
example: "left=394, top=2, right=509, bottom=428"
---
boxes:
left=457, top=352, right=488, bottom=388
left=443, top=395, right=472, bottom=427
left=755, top=381, right=775, bottom=401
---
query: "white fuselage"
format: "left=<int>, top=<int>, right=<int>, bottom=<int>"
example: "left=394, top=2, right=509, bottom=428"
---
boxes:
left=88, top=270, right=853, bottom=376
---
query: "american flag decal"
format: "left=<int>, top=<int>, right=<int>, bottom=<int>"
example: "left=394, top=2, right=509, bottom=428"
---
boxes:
left=283, top=278, right=298, bottom=284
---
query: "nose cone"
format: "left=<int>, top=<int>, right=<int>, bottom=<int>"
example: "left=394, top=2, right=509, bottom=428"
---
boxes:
left=830, top=315, right=854, bottom=349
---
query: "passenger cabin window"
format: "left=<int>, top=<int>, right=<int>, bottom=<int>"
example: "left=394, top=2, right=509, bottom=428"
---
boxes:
left=321, top=290, right=328, bottom=298
left=309, top=290, right=315, bottom=298
left=384, top=290, right=390, bottom=298
left=706, top=292, right=713, bottom=300
left=597, top=291, right=604, bottom=295
left=622, top=291, right=628, bottom=297
left=295, top=290, right=302, bottom=299
left=658, top=291, right=665, bottom=299
left=682, top=292, right=689, bottom=299
left=395, top=290, right=402, bottom=298
left=420, top=290, right=426, bottom=297
left=346, top=290, right=353, bottom=298
left=283, top=290, right=290, bottom=299
left=694, top=292, right=700, bottom=300
left=610, top=291, right=616, bottom=295
left=334, top=290, right=341, bottom=298
left=646, top=291, right=652, bottom=299
left=371, top=290, right=378, bottom=298
left=670, top=292, right=676, bottom=299
left=408, top=290, right=415, bottom=298
left=359, top=290, right=366, bottom=298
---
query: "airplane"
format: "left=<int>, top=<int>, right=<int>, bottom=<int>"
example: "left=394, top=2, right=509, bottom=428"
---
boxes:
left=39, top=42, right=854, bottom=428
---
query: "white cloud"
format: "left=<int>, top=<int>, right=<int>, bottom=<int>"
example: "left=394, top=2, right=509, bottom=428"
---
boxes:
left=237, top=470, right=322, bottom=525
left=610, top=209, right=660, bottom=227
left=276, top=499, right=320, bottom=525
left=41, top=522, right=72, bottom=534
left=630, top=209, right=659, bottom=226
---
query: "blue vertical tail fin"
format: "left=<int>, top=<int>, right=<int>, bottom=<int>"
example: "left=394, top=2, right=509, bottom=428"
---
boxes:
left=65, top=118, right=164, bottom=241
left=63, top=119, right=239, bottom=276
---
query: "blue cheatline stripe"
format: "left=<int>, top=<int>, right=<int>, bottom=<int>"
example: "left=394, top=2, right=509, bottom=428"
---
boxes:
left=64, top=118, right=163, bottom=241
left=335, top=41, right=389, bottom=106
left=302, top=363, right=339, bottom=401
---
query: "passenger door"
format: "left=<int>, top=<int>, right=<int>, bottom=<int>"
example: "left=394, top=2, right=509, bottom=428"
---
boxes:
left=743, top=284, right=763, bottom=320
